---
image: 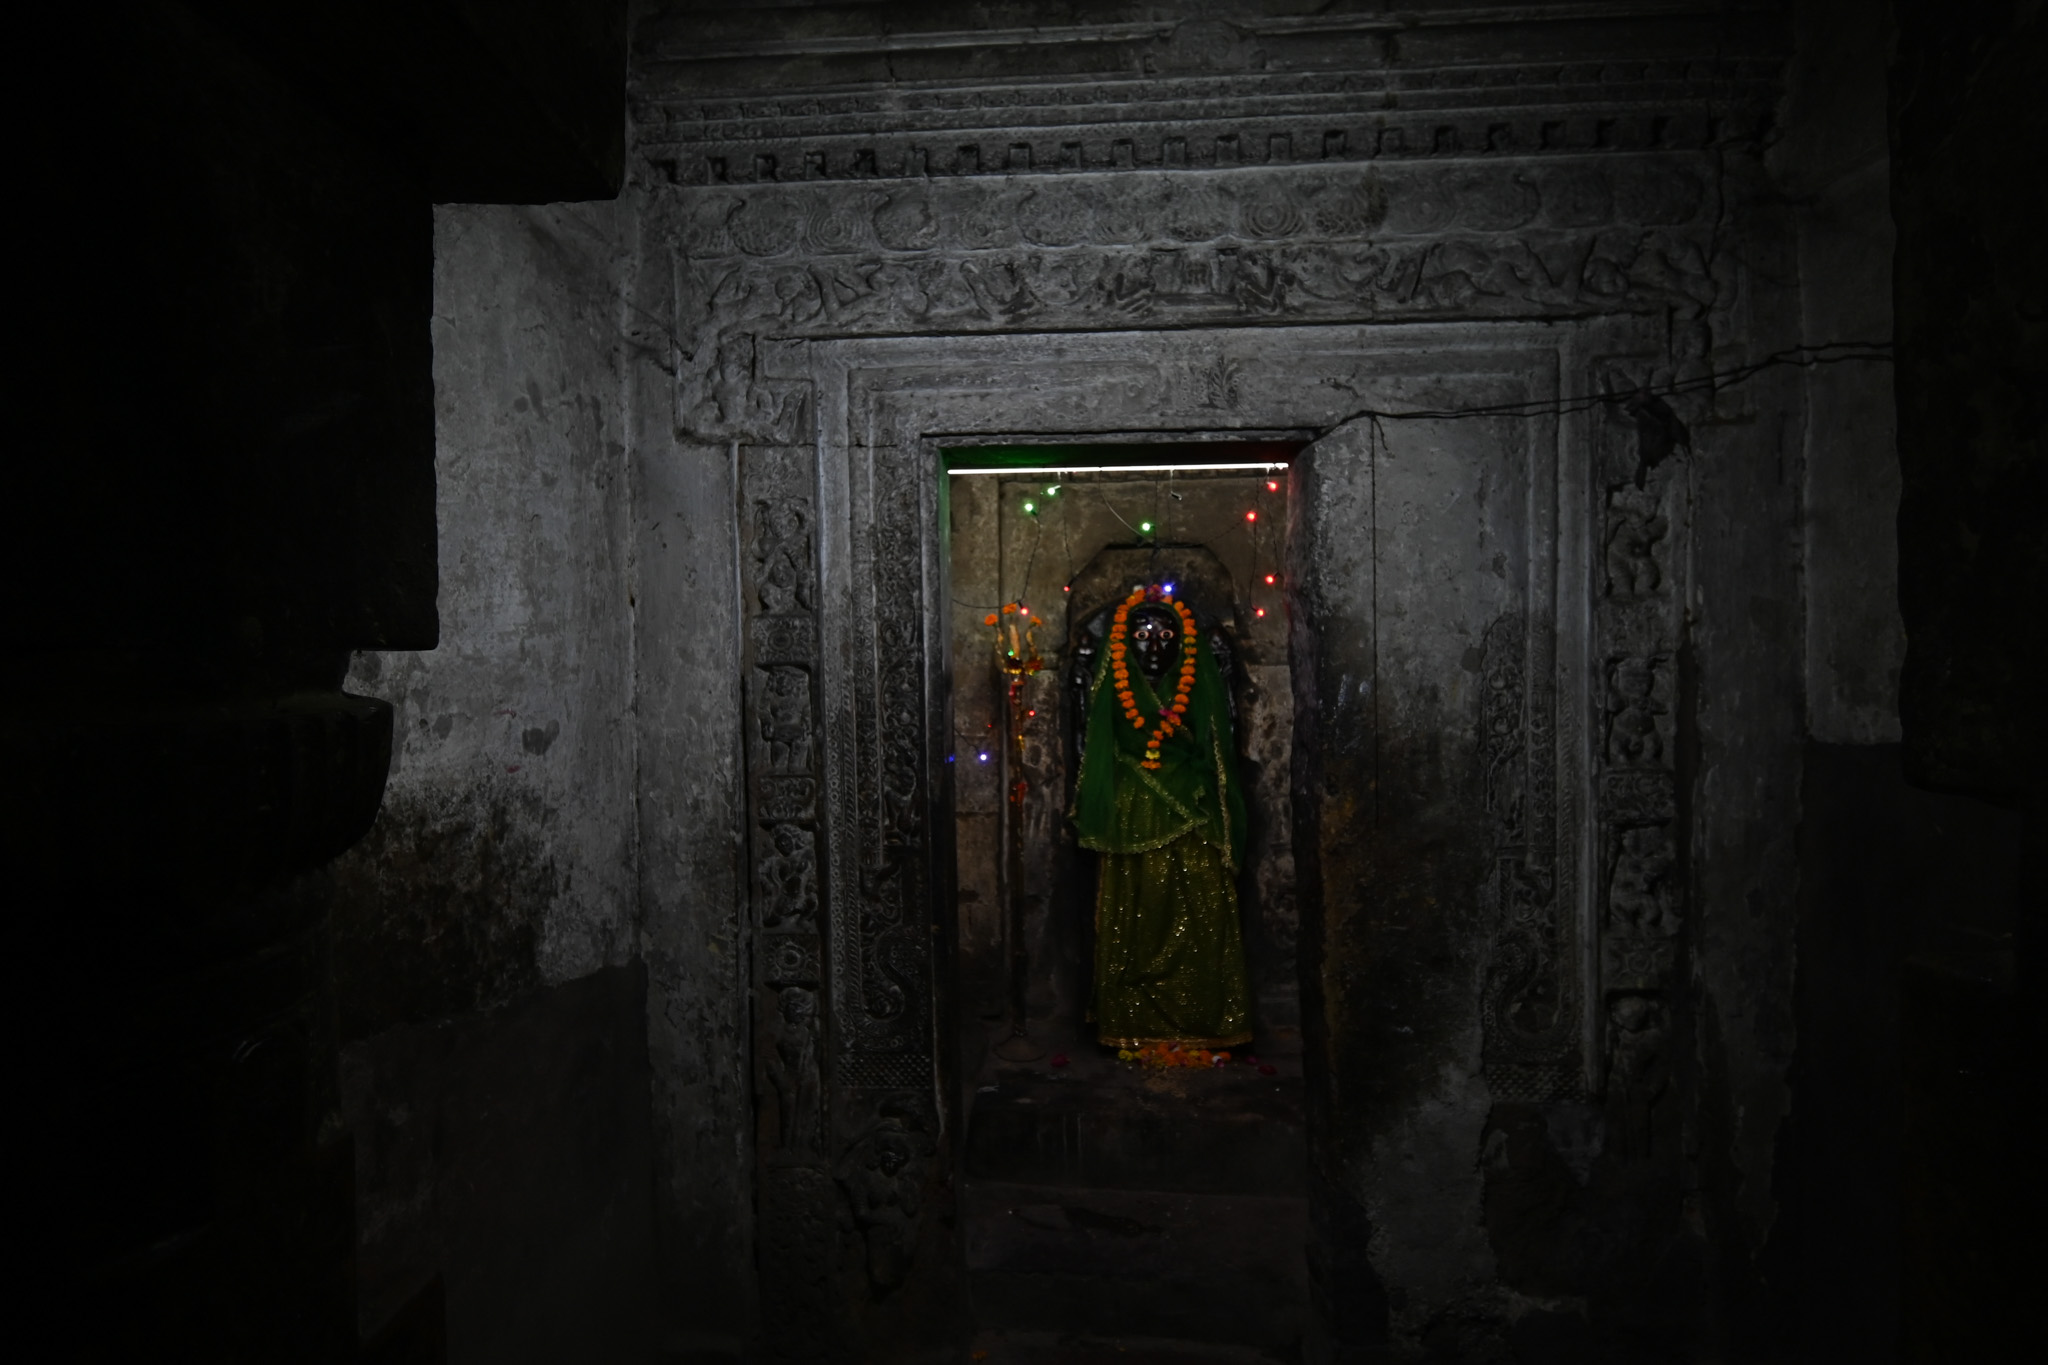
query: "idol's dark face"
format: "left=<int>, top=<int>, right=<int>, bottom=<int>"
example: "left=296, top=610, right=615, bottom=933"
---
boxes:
left=1127, top=607, right=1179, bottom=680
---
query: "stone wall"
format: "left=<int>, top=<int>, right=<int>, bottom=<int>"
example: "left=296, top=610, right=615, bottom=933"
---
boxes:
left=622, top=2, right=1824, bottom=1358
left=330, top=201, right=651, bottom=1357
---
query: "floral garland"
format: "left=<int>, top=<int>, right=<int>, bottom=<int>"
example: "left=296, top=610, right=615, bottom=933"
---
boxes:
left=1109, top=587, right=1199, bottom=770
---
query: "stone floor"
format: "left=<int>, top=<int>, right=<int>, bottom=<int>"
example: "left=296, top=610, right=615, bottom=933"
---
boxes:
left=967, top=1329, right=1297, bottom=1365
left=960, top=1023, right=1309, bottom=1356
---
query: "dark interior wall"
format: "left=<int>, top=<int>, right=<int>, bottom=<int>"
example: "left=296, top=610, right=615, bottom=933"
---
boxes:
left=1885, top=1, right=2042, bottom=1358
left=10, top=3, right=632, bottom=1358
left=1777, top=743, right=2022, bottom=1362
left=1889, top=0, right=2045, bottom=801
left=1765, top=5, right=2038, bottom=1361
left=1775, top=0, right=1905, bottom=748
left=344, top=963, right=656, bottom=1363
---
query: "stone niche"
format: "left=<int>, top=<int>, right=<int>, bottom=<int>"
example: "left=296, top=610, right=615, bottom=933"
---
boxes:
left=633, top=25, right=1776, bottom=1355
left=946, top=465, right=1300, bottom=1058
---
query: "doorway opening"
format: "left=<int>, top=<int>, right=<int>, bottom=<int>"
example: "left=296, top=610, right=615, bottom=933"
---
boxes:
left=942, top=440, right=1312, bottom=1355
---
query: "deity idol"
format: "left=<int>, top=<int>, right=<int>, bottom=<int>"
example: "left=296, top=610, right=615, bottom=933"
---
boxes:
left=1070, top=587, right=1251, bottom=1048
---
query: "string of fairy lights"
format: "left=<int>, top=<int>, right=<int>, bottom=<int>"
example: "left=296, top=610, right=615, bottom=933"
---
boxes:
left=959, top=464, right=1287, bottom=778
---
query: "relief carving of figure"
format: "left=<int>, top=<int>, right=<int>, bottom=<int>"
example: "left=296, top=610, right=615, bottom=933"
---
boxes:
left=759, top=823, right=818, bottom=928
left=1607, top=993, right=1670, bottom=1161
left=766, top=986, right=822, bottom=1157
left=754, top=500, right=814, bottom=613
left=688, top=332, right=757, bottom=435
left=686, top=331, right=809, bottom=441
left=1609, top=825, right=1680, bottom=937
left=1605, top=495, right=1669, bottom=597
left=835, top=1107, right=933, bottom=1290
left=1606, top=657, right=1667, bottom=767
left=760, top=666, right=813, bottom=773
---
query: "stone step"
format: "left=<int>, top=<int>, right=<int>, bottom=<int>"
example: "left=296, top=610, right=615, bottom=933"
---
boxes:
left=964, top=1064, right=1307, bottom=1197
left=965, top=1182, right=1309, bottom=1349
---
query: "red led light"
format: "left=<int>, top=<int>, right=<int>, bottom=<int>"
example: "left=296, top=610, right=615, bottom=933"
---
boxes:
left=1027, top=708, right=1037, bottom=717
left=1245, top=510, right=1258, bottom=522
left=1264, top=574, right=1277, bottom=585
left=1255, top=607, right=1267, bottom=617
left=1266, top=480, right=1280, bottom=492
left=1063, top=585, right=1071, bottom=592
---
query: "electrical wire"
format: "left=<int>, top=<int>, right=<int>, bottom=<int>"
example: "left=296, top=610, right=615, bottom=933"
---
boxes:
left=1313, top=341, right=1891, bottom=436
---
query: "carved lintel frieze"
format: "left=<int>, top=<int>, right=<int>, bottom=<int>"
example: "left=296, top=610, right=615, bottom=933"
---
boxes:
left=680, top=233, right=1721, bottom=343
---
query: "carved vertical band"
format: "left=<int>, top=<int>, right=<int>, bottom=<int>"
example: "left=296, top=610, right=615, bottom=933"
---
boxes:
left=1590, top=376, right=1688, bottom=1099
left=741, top=444, right=835, bottom=1359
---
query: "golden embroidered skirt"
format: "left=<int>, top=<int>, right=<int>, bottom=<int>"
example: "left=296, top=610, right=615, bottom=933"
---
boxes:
left=1092, top=832, right=1252, bottom=1048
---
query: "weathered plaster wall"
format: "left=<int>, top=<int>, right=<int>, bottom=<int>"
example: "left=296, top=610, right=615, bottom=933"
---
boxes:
left=329, top=201, right=650, bottom=1358
left=335, top=202, right=637, bottom=1025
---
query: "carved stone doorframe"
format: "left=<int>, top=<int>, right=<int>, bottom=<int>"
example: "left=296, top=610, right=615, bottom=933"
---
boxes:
left=728, top=317, right=1688, bottom=1355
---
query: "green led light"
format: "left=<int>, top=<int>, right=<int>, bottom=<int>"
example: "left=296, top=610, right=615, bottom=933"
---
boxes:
left=1045, top=485, right=1060, bottom=496
left=1139, top=521, right=1153, bottom=533
left=1022, top=500, right=1036, bottom=513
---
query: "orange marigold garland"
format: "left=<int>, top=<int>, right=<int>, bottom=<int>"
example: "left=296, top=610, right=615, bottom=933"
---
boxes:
left=1108, top=587, right=1200, bottom=770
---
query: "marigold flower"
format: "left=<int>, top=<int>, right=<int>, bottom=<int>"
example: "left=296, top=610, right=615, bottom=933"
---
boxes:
left=1133, top=718, right=1145, bottom=729
left=983, top=613, right=998, bottom=626
left=1003, top=603, right=1018, bottom=614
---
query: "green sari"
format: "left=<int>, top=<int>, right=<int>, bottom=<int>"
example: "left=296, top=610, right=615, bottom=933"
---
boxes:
left=1071, top=628, right=1252, bottom=1048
